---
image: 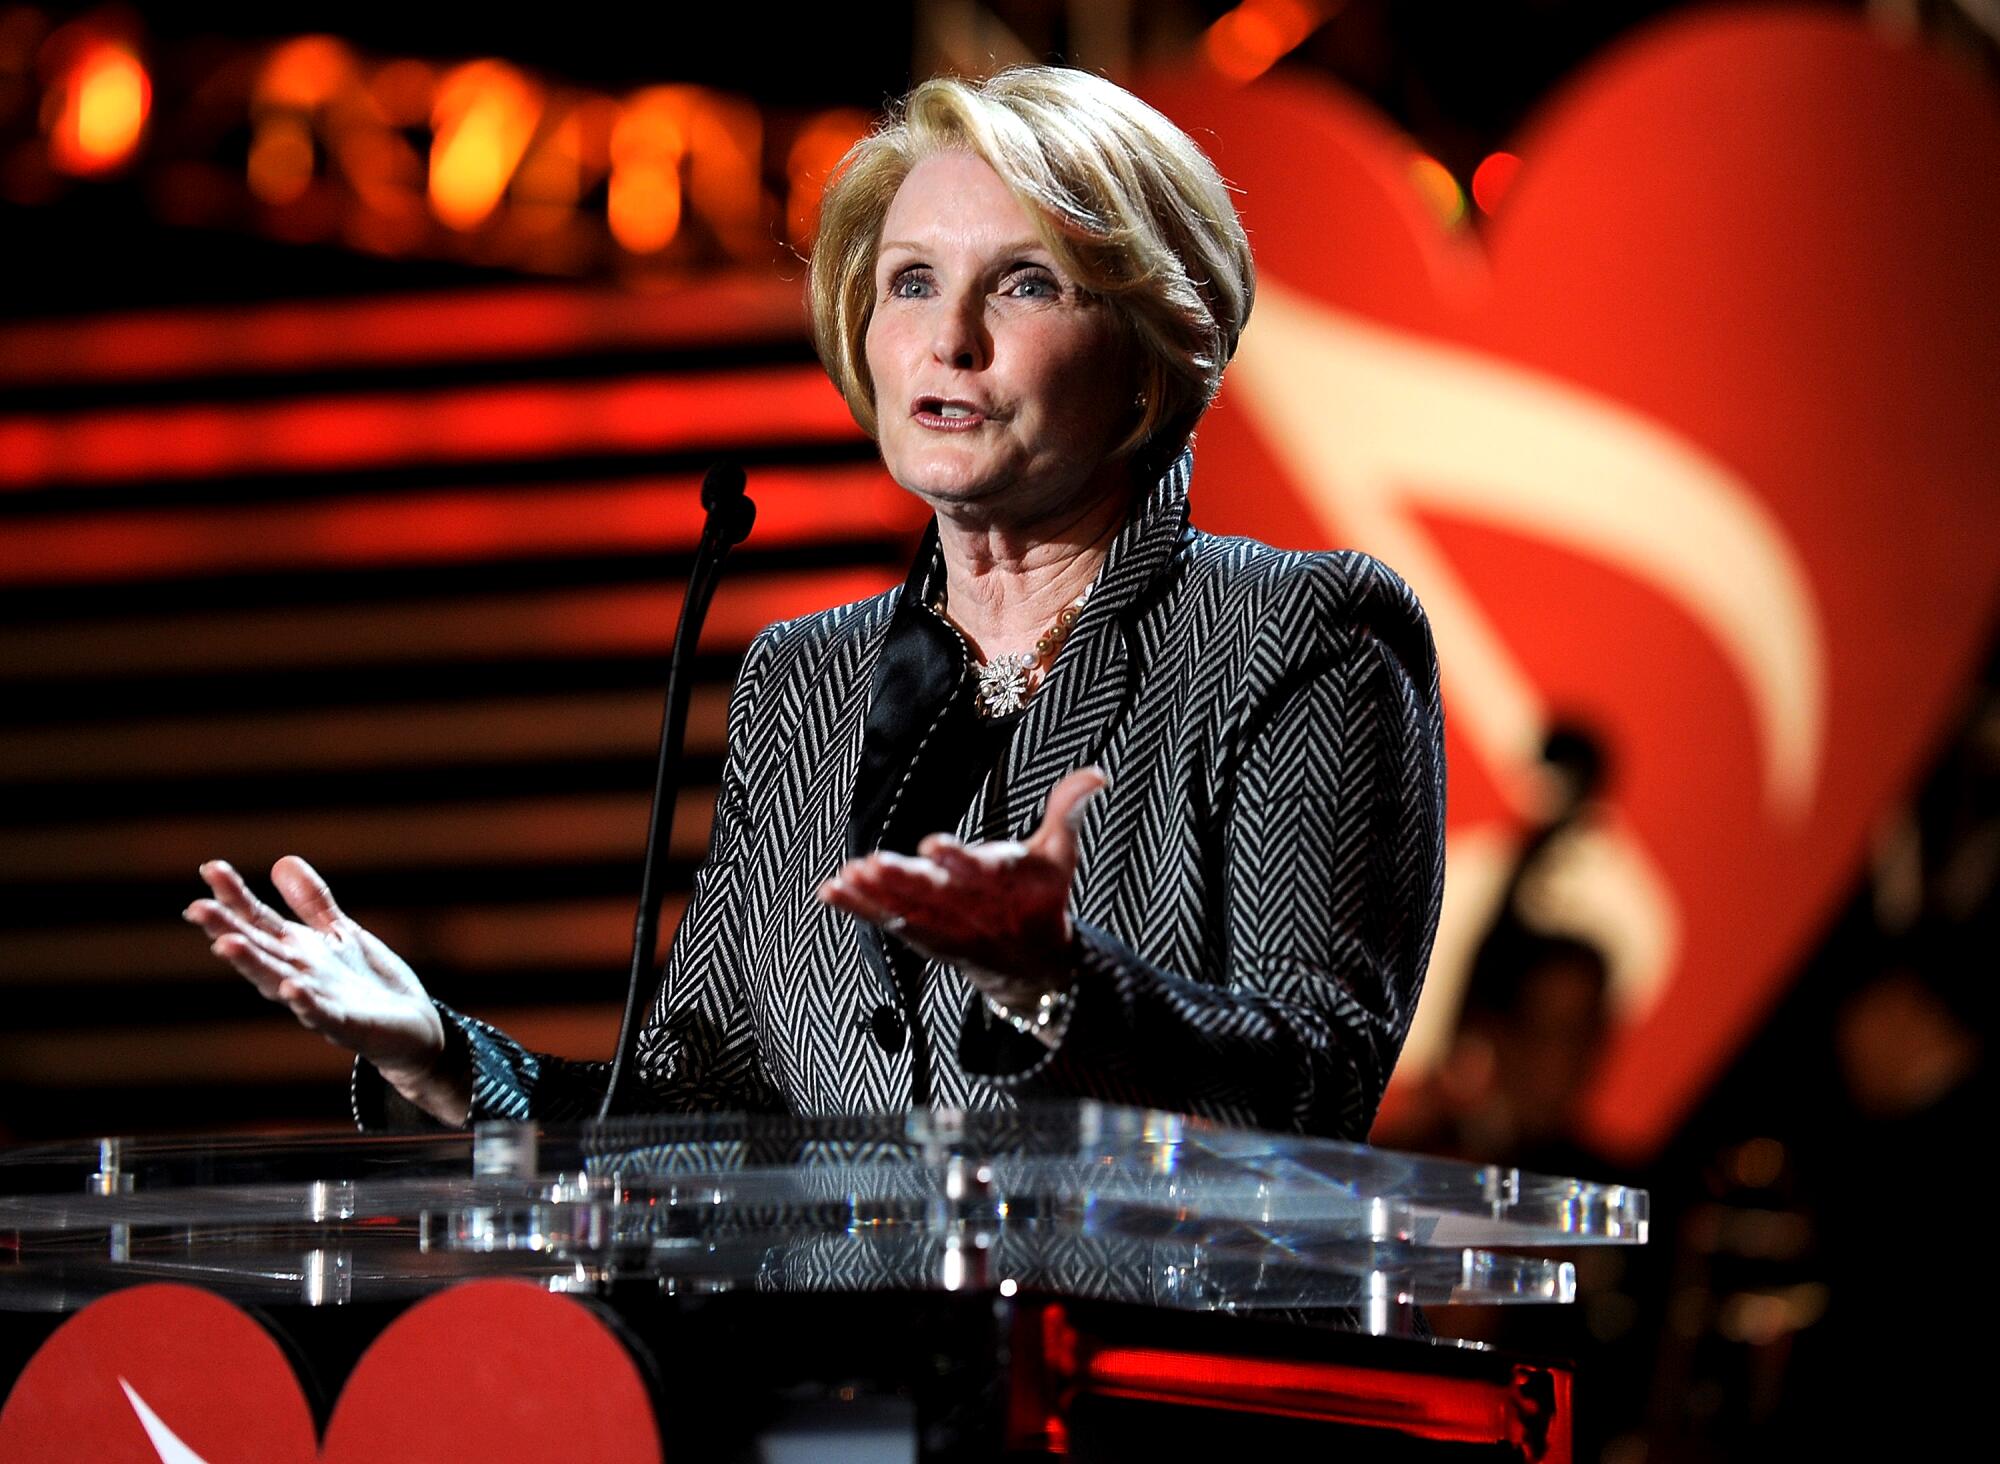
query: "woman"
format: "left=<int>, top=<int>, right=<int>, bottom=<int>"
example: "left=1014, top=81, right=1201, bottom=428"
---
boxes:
left=185, top=67, right=1445, bottom=1140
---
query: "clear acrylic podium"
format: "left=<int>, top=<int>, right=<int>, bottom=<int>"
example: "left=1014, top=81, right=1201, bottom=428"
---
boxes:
left=0, top=1104, right=1648, bottom=1460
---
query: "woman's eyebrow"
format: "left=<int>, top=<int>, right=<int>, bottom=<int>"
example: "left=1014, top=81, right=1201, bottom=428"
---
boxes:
left=876, top=238, right=1052, bottom=258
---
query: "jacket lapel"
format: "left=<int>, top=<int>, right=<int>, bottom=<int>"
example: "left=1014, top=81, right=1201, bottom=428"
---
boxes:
left=845, top=519, right=960, bottom=861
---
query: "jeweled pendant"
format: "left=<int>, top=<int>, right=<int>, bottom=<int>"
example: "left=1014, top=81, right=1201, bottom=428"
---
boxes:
left=974, top=654, right=1034, bottom=717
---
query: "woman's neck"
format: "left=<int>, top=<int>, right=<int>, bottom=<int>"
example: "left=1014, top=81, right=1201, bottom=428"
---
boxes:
left=932, top=478, right=1133, bottom=663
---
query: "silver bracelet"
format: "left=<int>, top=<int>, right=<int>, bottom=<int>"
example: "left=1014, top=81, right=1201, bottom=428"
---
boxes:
left=985, top=983, right=1074, bottom=1050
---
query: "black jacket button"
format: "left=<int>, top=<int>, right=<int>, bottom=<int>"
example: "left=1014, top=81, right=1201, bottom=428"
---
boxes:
left=868, top=1004, right=906, bottom=1054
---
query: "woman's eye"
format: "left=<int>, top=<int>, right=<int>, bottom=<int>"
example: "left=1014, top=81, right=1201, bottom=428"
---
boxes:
left=888, top=268, right=932, bottom=299
left=1006, top=271, right=1059, bottom=299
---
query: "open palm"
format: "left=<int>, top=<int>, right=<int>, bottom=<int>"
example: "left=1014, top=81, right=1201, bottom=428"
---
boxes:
left=185, top=857, right=445, bottom=1093
left=819, top=766, right=1106, bottom=1017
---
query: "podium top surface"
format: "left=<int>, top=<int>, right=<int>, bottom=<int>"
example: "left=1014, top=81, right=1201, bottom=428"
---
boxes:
left=0, top=1103, right=1646, bottom=1320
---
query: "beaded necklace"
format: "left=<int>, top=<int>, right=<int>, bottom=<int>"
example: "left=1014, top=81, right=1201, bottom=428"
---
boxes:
left=930, top=584, right=1091, bottom=719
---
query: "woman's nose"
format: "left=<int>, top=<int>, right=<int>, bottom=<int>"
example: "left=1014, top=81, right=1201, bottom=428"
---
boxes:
left=929, top=291, right=989, bottom=371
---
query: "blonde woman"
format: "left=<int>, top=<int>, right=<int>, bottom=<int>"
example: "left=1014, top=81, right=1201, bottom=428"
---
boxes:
left=188, top=67, right=1445, bottom=1140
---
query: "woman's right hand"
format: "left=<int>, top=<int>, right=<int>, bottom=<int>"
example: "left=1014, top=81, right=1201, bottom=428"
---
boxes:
left=184, top=857, right=468, bottom=1125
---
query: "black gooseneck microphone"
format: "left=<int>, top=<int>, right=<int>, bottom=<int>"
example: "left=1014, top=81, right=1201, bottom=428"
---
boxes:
left=599, top=462, right=755, bottom=1120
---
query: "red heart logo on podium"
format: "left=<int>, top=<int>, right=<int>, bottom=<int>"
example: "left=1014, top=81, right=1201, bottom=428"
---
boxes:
left=0, top=1285, right=316, bottom=1463
left=320, top=1280, right=660, bottom=1463
left=0, top=1282, right=661, bottom=1463
left=1149, top=10, right=2000, bottom=1157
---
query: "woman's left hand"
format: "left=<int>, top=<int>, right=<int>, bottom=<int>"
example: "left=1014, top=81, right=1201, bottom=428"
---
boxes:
left=818, top=767, right=1107, bottom=1014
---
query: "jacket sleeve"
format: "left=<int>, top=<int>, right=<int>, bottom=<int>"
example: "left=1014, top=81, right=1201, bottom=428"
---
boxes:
left=353, top=627, right=787, bottom=1130
left=958, top=561, right=1445, bottom=1139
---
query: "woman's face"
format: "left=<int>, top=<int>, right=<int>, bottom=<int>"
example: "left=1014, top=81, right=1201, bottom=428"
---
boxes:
left=864, top=151, right=1132, bottom=528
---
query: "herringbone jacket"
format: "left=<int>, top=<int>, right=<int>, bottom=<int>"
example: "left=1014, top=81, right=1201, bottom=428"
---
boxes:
left=375, top=452, right=1445, bottom=1141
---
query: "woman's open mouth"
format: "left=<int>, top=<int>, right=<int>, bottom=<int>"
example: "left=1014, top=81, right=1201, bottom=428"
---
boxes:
left=913, top=397, right=988, bottom=430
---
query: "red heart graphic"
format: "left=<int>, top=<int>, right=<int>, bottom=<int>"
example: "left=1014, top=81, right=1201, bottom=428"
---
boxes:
left=0, top=1283, right=661, bottom=1463
left=0, top=1284, right=318, bottom=1464
left=322, top=1281, right=660, bottom=1464
left=1148, top=10, right=2000, bottom=1157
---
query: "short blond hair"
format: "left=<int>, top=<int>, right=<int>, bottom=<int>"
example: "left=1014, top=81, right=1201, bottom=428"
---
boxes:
left=808, top=66, right=1255, bottom=478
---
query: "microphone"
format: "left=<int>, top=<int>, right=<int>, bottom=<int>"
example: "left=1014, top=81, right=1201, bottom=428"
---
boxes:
left=599, top=462, right=756, bottom=1119
left=699, top=460, right=755, bottom=544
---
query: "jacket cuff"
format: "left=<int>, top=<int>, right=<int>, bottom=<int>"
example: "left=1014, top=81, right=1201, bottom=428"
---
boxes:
left=348, top=1003, right=474, bottom=1132
left=957, top=923, right=1124, bottom=1089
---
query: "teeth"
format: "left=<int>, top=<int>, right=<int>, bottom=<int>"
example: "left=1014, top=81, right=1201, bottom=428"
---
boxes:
left=938, top=404, right=973, bottom=419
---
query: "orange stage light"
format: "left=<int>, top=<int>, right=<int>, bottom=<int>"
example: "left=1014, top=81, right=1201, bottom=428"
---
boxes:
left=1201, top=0, right=1328, bottom=84
left=44, top=37, right=150, bottom=176
left=608, top=87, right=690, bottom=255
left=786, top=108, right=871, bottom=252
left=430, top=60, right=542, bottom=232
left=255, top=35, right=356, bottom=112
left=246, top=113, right=314, bottom=205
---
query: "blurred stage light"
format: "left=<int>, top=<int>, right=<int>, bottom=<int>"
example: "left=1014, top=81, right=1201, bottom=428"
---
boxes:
left=1407, top=152, right=1466, bottom=228
left=430, top=60, right=542, bottom=232
left=5, top=25, right=893, bottom=276
left=509, top=107, right=588, bottom=237
left=681, top=92, right=764, bottom=259
left=785, top=108, right=870, bottom=252
left=247, top=113, right=314, bottom=206
left=368, top=58, right=437, bottom=129
left=256, top=35, right=353, bottom=112
left=608, top=88, right=687, bottom=255
left=1202, top=0, right=1329, bottom=84
left=1472, top=151, right=1522, bottom=216
left=44, top=34, right=148, bottom=176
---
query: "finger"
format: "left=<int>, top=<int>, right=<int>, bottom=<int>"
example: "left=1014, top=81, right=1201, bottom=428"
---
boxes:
left=1027, top=766, right=1109, bottom=866
left=273, top=977, right=325, bottom=1031
left=919, top=836, right=988, bottom=883
left=185, top=899, right=302, bottom=968
left=271, top=855, right=347, bottom=934
left=848, top=851, right=950, bottom=900
left=820, top=877, right=906, bottom=932
left=211, top=932, right=298, bottom=1002
left=819, top=868, right=930, bottom=930
left=198, top=860, right=287, bottom=937
left=858, top=857, right=993, bottom=935
left=915, top=832, right=1011, bottom=867
left=916, top=832, right=1028, bottom=873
